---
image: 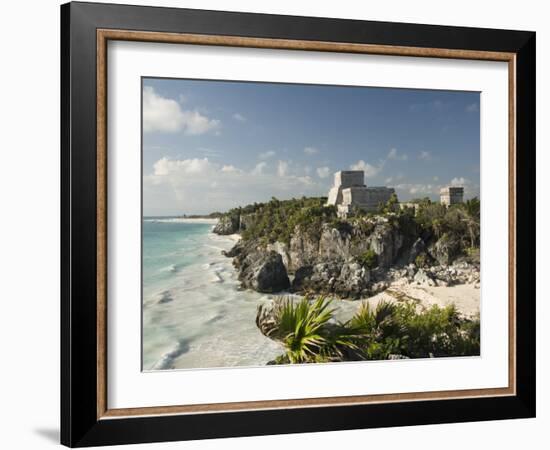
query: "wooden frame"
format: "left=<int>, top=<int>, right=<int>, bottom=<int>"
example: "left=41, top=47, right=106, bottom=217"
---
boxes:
left=62, top=1, right=535, bottom=447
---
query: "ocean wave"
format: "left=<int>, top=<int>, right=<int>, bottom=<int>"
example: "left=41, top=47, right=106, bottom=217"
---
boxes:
left=211, top=271, right=224, bottom=283
left=154, top=290, right=174, bottom=305
left=150, top=339, right=191, bottom=370
left=208, top=232, right=241, bottom=243
left=159, top=263, right=183, bottom=273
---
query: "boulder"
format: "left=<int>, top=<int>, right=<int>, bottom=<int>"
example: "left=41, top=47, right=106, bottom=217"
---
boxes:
left=292, top=262, right=342, bottom=294
left=266, top=241, right=291, bottom=270
left=292, top=260, right=371, bottom=299
left=238, top=251, right=290, bottom=293
left=413, top=268, right=436, bottom=286
left=333, top=261, right=371, bottom=298
left=427, top=234, right=461, bottom=266
left=256, top=298, right=283, bottom=338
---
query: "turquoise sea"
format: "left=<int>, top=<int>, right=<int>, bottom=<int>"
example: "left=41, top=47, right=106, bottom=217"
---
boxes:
left=142, top=218, right=283, bottom=370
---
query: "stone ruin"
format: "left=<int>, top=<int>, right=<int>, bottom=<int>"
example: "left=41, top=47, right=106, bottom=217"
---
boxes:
left=440, top=186, right=464, bottom=206
left=326, top=170, right=395, bottom=218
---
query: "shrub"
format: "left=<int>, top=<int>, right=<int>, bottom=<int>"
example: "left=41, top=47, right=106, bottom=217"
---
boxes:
left=224, top=197, right=336, bottom=245
left=358, top=249, right=378, bottom=269
left=415, top=254, right=428, bottom=268
left=387, top=302, right=479, bottom=358
left=266, top=297, right=480, bottom=364
left=329, top=219, right=353, bottom=235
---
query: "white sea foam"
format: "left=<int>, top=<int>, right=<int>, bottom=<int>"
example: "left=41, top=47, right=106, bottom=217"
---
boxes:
left=143, top=226, right=283, bottom=370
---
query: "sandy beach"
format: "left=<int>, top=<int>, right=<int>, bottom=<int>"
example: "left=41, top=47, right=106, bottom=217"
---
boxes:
left=360, top=283, right=480, bottom=318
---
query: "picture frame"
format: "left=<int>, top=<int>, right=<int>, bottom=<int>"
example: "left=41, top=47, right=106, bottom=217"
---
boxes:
left=60, top=1, right=536, bottom=447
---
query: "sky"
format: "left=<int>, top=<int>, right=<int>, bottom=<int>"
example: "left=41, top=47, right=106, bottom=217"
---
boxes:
left=142, top=77, right=480, bottom=216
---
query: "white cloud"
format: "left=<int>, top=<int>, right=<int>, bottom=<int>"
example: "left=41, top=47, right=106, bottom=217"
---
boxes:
left=251, top=162, right=268, bottom=175
left=153, top=157, right=212, bottom=176
left=395, top=183, right=438, bottom=196
left=143, top=86, right=220, bottom=135
left=316, top=166, right=330, bottom=178
left=258, top=150, right=276, bottom=160
left=387, top=148, right=408, bottom=161
left=419, top=151, right=432, bottom=161
left=451, top=177, right=469, bottom=186
left=304, top=146, right=319, bottom=155
left=232, top=113, right=246, bottom=122
left=277, top=160, right=289, bottom=177
left=466, top=103, right=479, bottom=113
left=144, top=157, right=325, bottom=215
left=221, top=164, right=240, bottom=173
left=349, top=160, right=383, bottom=178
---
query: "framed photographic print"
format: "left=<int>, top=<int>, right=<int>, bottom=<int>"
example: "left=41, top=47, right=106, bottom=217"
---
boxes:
left=60, top=1, right=536, bottom=447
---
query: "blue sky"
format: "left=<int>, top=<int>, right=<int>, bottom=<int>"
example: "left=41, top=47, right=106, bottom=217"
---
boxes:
left=143, top=78, right=480, bottom=216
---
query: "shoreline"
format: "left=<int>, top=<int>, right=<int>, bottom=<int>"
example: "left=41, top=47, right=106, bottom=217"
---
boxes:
left=143, top=224, right=282, bottom=370
left=144, top=217, right=219, bottom=224
left=144, top=222, right=479, bottom=370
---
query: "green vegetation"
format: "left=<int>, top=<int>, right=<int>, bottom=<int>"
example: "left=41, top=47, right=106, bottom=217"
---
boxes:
left=378, top=192, right=399, bottom=214
left=268, top=296, right=480, bottom=364
left=414, top=254, right=428, bottom=268
left=266, top=296, right=358, bottom=363
left=414, top=197, right=480, bottom=252
left=219, top=194, right=480, bottom=263
left=236, top=197, right=337, bottom=244
left=357, top=249, right=378, bottom=269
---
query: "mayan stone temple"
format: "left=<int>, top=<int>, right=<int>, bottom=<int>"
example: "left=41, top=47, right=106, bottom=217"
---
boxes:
left=327, top=170, right=395, bottom=218
left=440, top=186, right=464, bottom=206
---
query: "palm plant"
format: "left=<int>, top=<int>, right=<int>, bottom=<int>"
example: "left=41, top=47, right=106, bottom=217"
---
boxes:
left=349, top=301, right=398, bottom=334
left=267, top=296, right=361, bottom=363
left=346, top=300, right=403, bottom=359
left=274, top=296, right=334, bottom=363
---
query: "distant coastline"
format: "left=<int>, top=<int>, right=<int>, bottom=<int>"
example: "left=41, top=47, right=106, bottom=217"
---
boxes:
left=144, top=217, right=219, bottom=224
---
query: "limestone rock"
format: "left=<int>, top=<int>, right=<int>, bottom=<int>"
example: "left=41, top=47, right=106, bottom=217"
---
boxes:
left=238, top=251, right=290, bottom=293
left=414, top=268, right=436, bottom=286
left=388, top=354, right=410, bottom=360
left=408, top=237, right=427, bottom=264
left=318, top=225, right=351, bottom=261
left=292, top=262, right=341, bottom=294
left=256, top=298, right=283, bottom=338
left=212, top=215, right=240, bottom=235
left=427, top=234, right=461, bottom=266
left=367, top=221, right=404, bottom=268
left=288, top=228, right=320, bottom=271
left=292, top=260, right=371, bottom=299
left=266, top=241, right=291, bottom=270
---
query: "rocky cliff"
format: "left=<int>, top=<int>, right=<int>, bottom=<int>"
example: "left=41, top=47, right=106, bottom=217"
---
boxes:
left=214, top=197, right=480, bottom=299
